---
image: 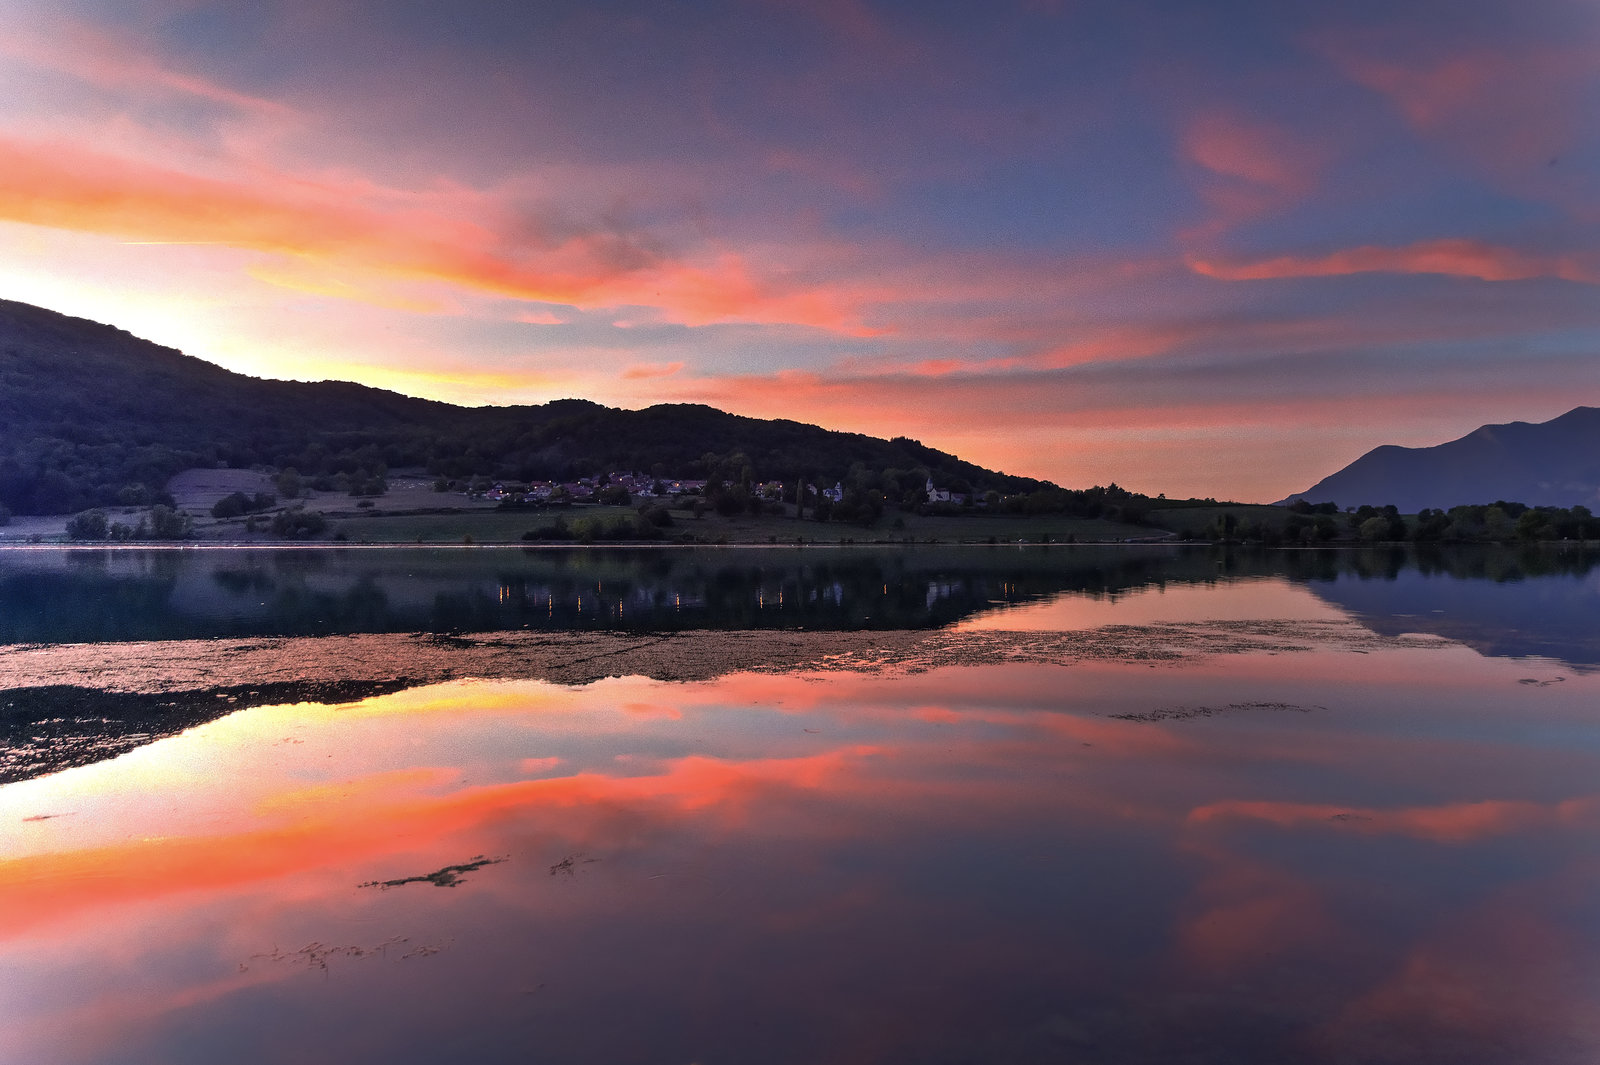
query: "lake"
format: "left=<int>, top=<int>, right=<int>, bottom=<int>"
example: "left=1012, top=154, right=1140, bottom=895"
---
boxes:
left=2, top=544, right=1598, bottom=1064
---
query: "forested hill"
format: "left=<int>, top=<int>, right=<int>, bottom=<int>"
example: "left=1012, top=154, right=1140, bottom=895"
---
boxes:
left=0, top=298, right=1041, bottom=515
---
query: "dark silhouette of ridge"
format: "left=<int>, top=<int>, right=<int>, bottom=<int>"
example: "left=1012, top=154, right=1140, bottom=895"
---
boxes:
left=1283, top=407, right=1600, bottom=512
left=0, top=298, right=1039, bottom=515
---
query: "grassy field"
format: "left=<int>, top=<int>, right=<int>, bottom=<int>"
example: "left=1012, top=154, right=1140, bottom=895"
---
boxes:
left=1146, top=504, right=1294, bottom=538
left=210, top=500, right=1167, bottom=545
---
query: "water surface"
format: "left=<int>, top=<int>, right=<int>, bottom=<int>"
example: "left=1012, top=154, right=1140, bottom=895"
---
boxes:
left=2, top=546, right=1597, bottom=1063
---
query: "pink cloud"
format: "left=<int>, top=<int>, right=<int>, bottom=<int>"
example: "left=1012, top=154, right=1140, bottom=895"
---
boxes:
left=1188, top=239, right=1600, bottom=285
left=0, top=20, right=292, bottom=118
left=1179, top=110, right=1335, bottom=237
left=1187, top=796, right=1600, bottom=843
left=621, top=361, right=685, bottom=380
left=1320, top=37, right=1599, bottom=219
left=514, top=308, right=569, bottom=325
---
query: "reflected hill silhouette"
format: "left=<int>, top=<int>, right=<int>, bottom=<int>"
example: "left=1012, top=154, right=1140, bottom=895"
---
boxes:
left=1295, top=545, right=1600, bottom=670
left=5, top=543, right=1595, bottom=785
left=1, top=545, right=1595, bottom=669
left=0, top=545, right=1207, bottom=642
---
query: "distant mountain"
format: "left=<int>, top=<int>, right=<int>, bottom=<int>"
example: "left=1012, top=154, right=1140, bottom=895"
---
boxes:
left=0, top=298, right=1040, bottom=515
left=1284, top=407, right=1600, bottom=512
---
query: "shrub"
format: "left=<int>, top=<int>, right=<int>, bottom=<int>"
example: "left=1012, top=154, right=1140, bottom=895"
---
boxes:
left=147, top=505, right=193, bottom=540
left=65, top=509, right=109, bottom=540
left=270, top=508, right=327, bottom=538
left=274, top=468, right=303, bottom=499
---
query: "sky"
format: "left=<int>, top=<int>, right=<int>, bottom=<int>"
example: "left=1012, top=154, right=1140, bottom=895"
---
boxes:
left=0, top=0, right=1596, bottom=501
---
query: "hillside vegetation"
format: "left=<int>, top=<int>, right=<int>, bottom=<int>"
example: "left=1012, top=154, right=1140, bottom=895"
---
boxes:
left=2, top=298, right=1041, bottom=516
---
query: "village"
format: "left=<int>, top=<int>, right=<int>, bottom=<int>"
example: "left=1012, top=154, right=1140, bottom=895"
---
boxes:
left=468, top=472, right=968, bottom=508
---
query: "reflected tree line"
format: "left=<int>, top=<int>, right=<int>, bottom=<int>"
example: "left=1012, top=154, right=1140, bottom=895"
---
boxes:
left=0, top=543, right=1595, bottom=646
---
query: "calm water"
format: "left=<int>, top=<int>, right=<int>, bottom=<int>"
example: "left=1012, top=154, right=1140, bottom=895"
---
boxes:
left=2, top=543, right=1598, bottom=662
left=2, top=546, right=1598, bottom=1063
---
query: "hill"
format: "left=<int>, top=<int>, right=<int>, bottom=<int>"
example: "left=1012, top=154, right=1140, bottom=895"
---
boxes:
left=0, top=298, right=1040, bottom=516
left=1284, top=407, right=1600, bottom=513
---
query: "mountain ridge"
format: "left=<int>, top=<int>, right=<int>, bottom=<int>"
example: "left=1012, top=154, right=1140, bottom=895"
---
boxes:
left=0, top=298, right=1044, bottom=516
left=1284, top=406, right=1600, bottom=512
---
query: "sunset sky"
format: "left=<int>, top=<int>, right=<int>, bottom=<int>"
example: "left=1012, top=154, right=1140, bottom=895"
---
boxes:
left=1, top=0, right=1596, bottom=501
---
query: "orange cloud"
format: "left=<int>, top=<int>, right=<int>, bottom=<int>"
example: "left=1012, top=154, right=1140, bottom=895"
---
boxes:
left=621, top=361, right=685, bottom=380
left=0, top=135, right=883, bottom=333
left=1188, top=239, right=1600, bottom=285
left=245, top=258, right=446, bottom=313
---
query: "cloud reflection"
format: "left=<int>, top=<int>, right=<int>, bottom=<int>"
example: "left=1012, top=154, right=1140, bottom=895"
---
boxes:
left=3, top=644, right=1599, bottom=1063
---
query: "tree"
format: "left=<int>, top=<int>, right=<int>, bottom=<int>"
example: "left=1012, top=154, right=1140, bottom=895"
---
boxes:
left=117, top=483, right=154, bottom=506
left=147, top=505, right=192, bottom=539
left=65, top=509, right=109, bottom=540
left=1516, top=510, right=1553, bottom=541
left=1483, top=506, right=1515, bottom=542
left=271, top=508, right=327, bottom=538
left=212, top=491, right=250, bottom=519
left=274, top=467, right=303, bottom=499
left=1573, top=505, right=1595, bottom=540
left=32, top=470, right=82, bottom=515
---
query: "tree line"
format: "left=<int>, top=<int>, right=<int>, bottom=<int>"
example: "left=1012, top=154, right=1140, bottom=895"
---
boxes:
left=1202, top=499, right=1600, bottom=545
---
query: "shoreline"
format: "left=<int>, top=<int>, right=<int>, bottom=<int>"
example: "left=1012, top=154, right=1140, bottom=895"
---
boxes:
left=0, top=538, right=1187, bottom=552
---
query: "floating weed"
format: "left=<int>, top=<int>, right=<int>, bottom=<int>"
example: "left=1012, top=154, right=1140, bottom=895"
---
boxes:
left=1111, top=701, right=1325, bottom=723
left=359, top=855, right=507, bottom=890
left=549, top=853, right=601, bottom=877
left=242, top=934, right=449, bottom=974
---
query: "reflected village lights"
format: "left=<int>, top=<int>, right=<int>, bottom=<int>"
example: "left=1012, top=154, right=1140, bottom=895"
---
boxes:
left=239, top=564, right=1013, bottom=633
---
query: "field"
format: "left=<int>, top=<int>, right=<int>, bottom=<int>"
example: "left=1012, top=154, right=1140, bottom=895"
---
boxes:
left=1145, top=503, right=1295, bottom=538
left=0, top=470, right=1188, bottom=546
left=191, top=482, right=1164, bottom=545
left=294, top=501, right=1160, bottom=545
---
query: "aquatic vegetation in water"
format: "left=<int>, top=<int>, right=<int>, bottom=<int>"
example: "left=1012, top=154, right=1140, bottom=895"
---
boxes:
left=548, top=853, right=600, bottom=876
left=1110, top=701, right=1323, bottom=722
left=242, top=936, right=450, bottom=973
left=358, top=855, right=507, bottom=890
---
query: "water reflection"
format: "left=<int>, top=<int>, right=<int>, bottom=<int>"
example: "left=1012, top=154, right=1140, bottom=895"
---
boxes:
left=3, top=545, right=1598, bottom=668
left=1304, top=561, right=1600, bottom=668
left=1, top=545, right=1203, bottom=640
left=2, top=643, right=1597, bottom=1065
